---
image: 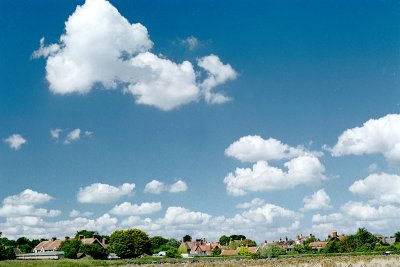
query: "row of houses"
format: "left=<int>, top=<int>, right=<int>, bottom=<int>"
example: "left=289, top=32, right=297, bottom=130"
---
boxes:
left=16, top=235, right=110, bottom=260
left=180, top=240, right=258, bottom=257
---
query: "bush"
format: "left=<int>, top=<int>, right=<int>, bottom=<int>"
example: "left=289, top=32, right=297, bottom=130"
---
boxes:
left=59, top=239, right=82, bottom=259
left=108, top=229, right=151, bottom=258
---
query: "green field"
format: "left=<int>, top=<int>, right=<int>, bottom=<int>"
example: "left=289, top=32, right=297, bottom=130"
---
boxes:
left=1, top=255, right=400, bottom=267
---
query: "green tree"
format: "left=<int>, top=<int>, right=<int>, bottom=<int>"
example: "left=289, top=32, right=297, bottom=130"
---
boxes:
left=108, top=229, right=151, bottom=258
left=212, top=247, right=221, bottom=256
left=81, top=243, right=107, bottom=259
left=353, top=228, right=377, bottom=251
left=237, top=247, right=253, bottom=256
left=59, top=239, right=82, bottom=259
left=150, top=236, right=168, bottom=253
left=219, top=235, right=230, bottom=246
left=322, top=240, right=340, bottom=253
left=178, top=243, right=189, bottom=254
left=75, top=230, right=97, bottom=239
left=165, top=247, right=179, bottom=258
left=230, top=235, right=246, bottom=241
left=182, top=235, right=192, bottom=242
left=255, top=245, right=285, bottom=258
left=165, top=238, right=180, bottom=248
left=395, top=231, right=400, bottom=243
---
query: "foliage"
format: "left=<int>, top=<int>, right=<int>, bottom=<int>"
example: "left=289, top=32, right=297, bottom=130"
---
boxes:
left=165, top=238, right=180, bottom=248
left=254, top=245, right=286, bottom=258
left=230, top=235, right=246, bottom=241
left=219, top=235, right=230, bottom=246
left=322, top=240, right=341, bottom=253
left=353, top=228, right=378, bottom=252
left=182, top=235, right=192, bottom=242
left=108, top=229, right=151, bottom=259
left=178, top=243, right=189, bottom=254
left=150, top=236, right=168, bottom=254
left=395, top=231, right=400, bottom=243
left=237, top=247, right=253, bottom=256
left=212, top=246, right=221, bottom=256
left=59, top=239, right=83, bottom=259
left=165, top=247, right=180, bottom=258
left=81, top=243, right=107, bottom=259
left=75, top=230, right=97, bottom=239
left=15, top=237, right=39, bottom=253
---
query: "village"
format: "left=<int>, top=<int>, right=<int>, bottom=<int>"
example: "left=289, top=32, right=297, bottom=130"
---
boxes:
left=2, top=228, right=397, bottom=261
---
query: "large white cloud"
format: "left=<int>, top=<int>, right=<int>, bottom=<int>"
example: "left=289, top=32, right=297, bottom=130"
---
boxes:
left=349, top=173, right=400, bottom=204
left=110, top=202, right=162, bottom=216
left=144, top=179, right=188, bottom=194
left=311, top=201, right=400, bottom=238
left=33, top=0, right=236, bottom=111
left=4, top=134, right=27, bottom=151
left=332, top=114, right=400, bottom=164
left=77, top=183, right=135, bottom=203
left=0, top=189, right=60, bottom=218
left=224, top=154, right=326, bottom=196
left=301, top=189, right=332, bottom=211
left=225, top=136, right=308, bottom=163
left=3, top=189, right=53, bottom=205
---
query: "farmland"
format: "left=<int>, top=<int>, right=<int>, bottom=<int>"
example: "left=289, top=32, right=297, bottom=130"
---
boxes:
left=0, top=255, right=400, bottom=267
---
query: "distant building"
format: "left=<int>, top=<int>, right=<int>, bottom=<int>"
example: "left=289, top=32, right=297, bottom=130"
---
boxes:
left=16, top=251, right=64, bottom=260
left=34, top=238, right=63, bottom=253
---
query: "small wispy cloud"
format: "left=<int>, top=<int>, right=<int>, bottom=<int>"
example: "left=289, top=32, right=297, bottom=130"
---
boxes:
left=50, top=128, right=62, bottom=139
left=181, top=36, right=199, bottom=50
left=64, top=128, right=81, bottom=144
left=4, top=134, right=27, bottom=151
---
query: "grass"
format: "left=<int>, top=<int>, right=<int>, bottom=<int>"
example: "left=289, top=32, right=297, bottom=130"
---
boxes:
left=1, top=255, right=400, bottom=267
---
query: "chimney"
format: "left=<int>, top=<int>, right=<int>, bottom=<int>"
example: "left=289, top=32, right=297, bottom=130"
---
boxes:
left=79, top=235, right=84, bottom=240
left=65, top=236, right=70, bottom=240
left=332, top=231, right=338, bottom=238
left=51, top=237, right=56, bottom=241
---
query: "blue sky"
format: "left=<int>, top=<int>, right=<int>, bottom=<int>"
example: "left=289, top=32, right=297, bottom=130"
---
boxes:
left=0, top=0, right=400, bottom=241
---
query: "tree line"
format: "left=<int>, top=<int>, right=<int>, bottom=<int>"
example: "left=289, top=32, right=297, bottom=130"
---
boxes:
left=1, top=228, right=400, bottom=260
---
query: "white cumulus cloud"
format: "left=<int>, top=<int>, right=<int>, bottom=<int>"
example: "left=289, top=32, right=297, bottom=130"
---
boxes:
left=110, top=202, right=162, bottom=216
left=198, top=54, right=237, bottom=104
left=4, top=134, right=27, bottom=150
left=33, top=0, right=235, bottom=111
left=225, top=135, right=307, bottom=162
left=224, top=154, right=326, bottom=196
left=332, top=114, right=400, bottom=164
left=301, top=189, right=332, bottom=211
left=69, top=209, right=93, bottom=218
left=77, top=183, right=135, bottom=204
left=349, top=172, right=400, bottom=204
left=144, top=179, right=188, bottom=194
left=3, top=189, right=53, bottom=205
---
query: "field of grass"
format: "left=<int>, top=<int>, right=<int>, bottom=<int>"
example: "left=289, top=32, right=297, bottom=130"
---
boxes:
left=0, top=255, right=400, bottom=267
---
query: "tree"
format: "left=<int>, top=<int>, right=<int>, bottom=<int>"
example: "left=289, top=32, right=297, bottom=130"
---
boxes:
left=237, top=247, right=253, bottom=256
left=230, top=235, right=246, bottom=241
left=255, top=245, right=285, bottom=258
left=219, top=235, right=230, bottom=246
left=108, top=229, right=151, bottom=258
left=81, top=243, right=107, bottom=259
left=59, top=239, right=82, bottom=259
left=165, top=238, right=180, bottom=248
left=395, top=231, right=400, bottom=243
left=182, top=235, right=192, bottom=242
left=75, top=230, right=97, bottom=239
left=178, top=243, right=189, bottom=254
left=150, top=236, right=169, bottom=253
left=322, top=240, right=340, bottom=253
left=212, top=246, right=221, bottom=256
left=353, top=228, right=377, bottom=251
